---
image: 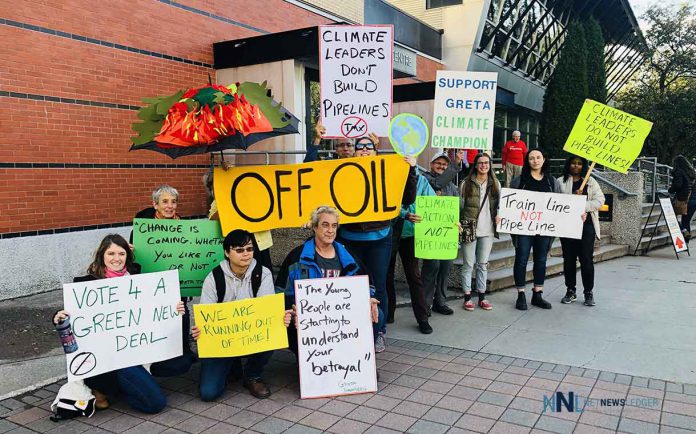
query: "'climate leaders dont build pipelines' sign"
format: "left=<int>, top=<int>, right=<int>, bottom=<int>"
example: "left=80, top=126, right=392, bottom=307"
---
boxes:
left=432, top=71, right=498, bottom=149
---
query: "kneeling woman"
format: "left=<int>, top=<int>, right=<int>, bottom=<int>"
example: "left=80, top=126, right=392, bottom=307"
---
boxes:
left=557, top=157, right=605, bottom=306
left=52, top=234, right=190, bottom=414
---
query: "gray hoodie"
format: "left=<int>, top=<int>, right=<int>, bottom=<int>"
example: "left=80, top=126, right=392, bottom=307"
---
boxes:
left=199, top=258, right=275, bottom=304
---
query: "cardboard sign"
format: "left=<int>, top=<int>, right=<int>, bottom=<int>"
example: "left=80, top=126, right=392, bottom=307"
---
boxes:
left=193, top=293, right=288, bottom=358
left=254, top=231, right=273, bottom=251
left=295, top=275, right=377, bottom=399
left=497, top=188, right=587, bottom=239
left=415, top=196, right=459, bottom=259
left=319, top=25, right=393, bottom=138
left=563, top=99, right=653, bottom=173
left=133, top=219, right=224, bottom=297
left=432, top=71, right=498, bottom=149
left=214, top=155, right=409, bottom=234
left=63, top=270, right=182, bottom=382
left=388, top=113, right=429, bottom=157
left=658, top=198, right=689, bottom=253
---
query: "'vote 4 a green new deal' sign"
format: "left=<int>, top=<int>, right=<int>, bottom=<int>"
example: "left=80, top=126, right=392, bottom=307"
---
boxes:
left=133, top=219, right=224, bottom=297
left=415, top=196, right=459, bottom=260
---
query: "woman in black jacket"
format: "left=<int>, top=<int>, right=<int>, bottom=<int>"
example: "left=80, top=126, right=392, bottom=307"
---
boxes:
left=669, top=156, right=696, bottom=241
left=53, top=234, right=190, bottom=413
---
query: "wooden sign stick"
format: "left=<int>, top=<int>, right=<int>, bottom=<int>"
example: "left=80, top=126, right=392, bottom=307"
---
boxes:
left=577, top=161, right=596, bottom=194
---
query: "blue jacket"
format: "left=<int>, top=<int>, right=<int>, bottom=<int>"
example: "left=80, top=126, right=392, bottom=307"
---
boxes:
left=274, top=237, right=374, bottom=306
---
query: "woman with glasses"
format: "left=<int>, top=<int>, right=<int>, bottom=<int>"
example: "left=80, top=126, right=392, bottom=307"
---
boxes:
left=338, top=135, right=417, bottom=352
left=459, top=153, right=500, bottom=311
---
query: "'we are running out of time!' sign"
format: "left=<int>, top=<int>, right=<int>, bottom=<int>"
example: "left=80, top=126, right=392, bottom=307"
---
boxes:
left=319, top=25, right=393, bottom=138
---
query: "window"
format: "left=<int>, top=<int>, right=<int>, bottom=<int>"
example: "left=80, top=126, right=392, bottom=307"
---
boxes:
left=426, top=0, right=463, bottom=10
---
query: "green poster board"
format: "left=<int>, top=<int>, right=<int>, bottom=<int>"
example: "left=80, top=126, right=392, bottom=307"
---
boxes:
left=133, top=219, right=224, bottom=297
left=414, top=196, right=459, bottom=260
left=563, top=99, right=653, bottom=174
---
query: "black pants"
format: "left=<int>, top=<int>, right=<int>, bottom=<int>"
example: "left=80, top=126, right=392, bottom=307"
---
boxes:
left=386, top=236, right=429, bottom=323
left=560, top=222, right=596, bottom=293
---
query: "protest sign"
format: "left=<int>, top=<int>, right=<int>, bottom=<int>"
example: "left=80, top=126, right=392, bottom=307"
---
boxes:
left=388, top=113, right=429, bottom=157
left=319, top=25, right=393, bottom=137
left=214, top=155, right=409, bottom=234
left=563, top=99, right=653, bottom=173
left=62, top=270, right=182, bottom=382
left=497, top=188, right=587, bottom=239
left=295, top=275, right=377, bottom=398
left=658, top=198, right=689, bottom=253
left=193, top=293, right=288, bottom=358
left=415, top=196, right=459, bottom=259
left=432, top=70, right=497, bottom=149
left=133, top=219, right=224, bottom=297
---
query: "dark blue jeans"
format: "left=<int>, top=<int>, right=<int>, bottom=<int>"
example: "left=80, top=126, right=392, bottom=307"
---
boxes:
left=150, top=352, right=194, bottom=377
left=116, top=366, right=167, bottom=414
left=199, top=351, right=273, bottom=402
left=339, top=233, right=392, bottom=334
left=513, top=235, right=553, bottom=288
left=681, top=198, right=696, bottom=234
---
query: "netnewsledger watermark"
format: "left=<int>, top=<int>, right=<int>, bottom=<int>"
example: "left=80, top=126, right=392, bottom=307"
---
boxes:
left=543, top=392, right=660, bottom=413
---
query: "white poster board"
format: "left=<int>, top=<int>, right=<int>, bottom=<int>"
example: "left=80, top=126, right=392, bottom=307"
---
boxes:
left=319, top=25, right=393, bottom=138
left=432, top=70, right=497, bottom=150
left=63, top=270, right=182, bottom=382
left=497, top=188, right=587, bottom=239
left=295, top=275, right=377, bottom=399
left=659, top=198, right=689, bottom=253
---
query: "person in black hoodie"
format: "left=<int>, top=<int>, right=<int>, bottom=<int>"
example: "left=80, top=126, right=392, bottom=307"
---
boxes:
left=52, top=234, right=191, bottom=413
left=669, top=155, right=696, bottom=242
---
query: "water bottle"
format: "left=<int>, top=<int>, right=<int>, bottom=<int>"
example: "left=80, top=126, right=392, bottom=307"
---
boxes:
left=55, top=317, right=79, bottom=354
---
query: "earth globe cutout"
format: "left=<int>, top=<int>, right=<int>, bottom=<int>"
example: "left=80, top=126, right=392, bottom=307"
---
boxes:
left=388, top=113, right=429, bottom=157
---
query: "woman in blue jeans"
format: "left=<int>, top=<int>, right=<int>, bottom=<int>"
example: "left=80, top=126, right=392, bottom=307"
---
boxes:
left=509, top=148, right=562, bottom=310
left=53, top=234, right=190, bottom=414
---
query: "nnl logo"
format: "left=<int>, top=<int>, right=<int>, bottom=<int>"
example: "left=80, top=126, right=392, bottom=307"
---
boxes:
left=543, top=392, right=586, bottom=413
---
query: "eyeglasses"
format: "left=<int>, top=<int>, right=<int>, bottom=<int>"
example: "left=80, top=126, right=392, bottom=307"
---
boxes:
left=355, top=143, right=375, bottom=151
left=231, top=246, right=254, bottom=254
left=336, top=142, right=354, bottom=148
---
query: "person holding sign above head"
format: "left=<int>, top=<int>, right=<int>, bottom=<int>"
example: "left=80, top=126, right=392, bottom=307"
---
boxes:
left=557, top=157, right=605, bottom=306
left=510, top=148, right=561, bottom=310
left=276, top=206, right=385, bottom=353
left=502, top=131, right=527, bottom=187
left=191, top=229, right=292, bottom=401
left=421, top=151, right=459, bottom=316
left=459, top=153, right=501, bottom=311
left=52, top=234, right=188, bottom=414
left=304, top=120, right=371, bottom=162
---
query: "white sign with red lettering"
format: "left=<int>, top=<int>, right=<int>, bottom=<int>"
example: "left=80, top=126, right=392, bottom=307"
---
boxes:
left=319, top=25, right=393, bottom=138
left=659, top=198, right=688, bottom=253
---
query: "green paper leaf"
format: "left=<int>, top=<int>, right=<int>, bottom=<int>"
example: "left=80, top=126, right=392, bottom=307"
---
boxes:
left=237, top=81, right=290, bottom=128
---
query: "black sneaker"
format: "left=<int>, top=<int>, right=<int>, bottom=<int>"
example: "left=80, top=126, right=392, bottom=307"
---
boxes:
left=584, top=293, right=596, bottom=306
left=432, top=304, right=454, bottom=315
left=418, top=321, right=433, bottom=334
left=531, top=291, right=552, bottom=309
left=561, top=290, right=577, bottom=304
left=516, top=292, right=528, bottom=310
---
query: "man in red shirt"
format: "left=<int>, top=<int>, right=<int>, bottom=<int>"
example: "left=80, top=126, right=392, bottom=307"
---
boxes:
left=502, top=130, right=527, bottom=187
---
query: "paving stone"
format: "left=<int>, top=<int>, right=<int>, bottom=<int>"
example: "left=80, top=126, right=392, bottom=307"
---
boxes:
left=199, top=403, right=241, bottom=421
left=566, top=367, right=585, bottom=377
left=516, top=386, right=548, bottom=400
left=631, top=377, right=650, bottom=388
left=629, top=386, right=664, bottom=399
left=561, top=375, right=595, bottom=388
left=431, top=371, right=465, bottom=384
left=224, top=393, right=263, bottom=409
left=666, top=383, right=684, bottom=394
left=299, top=411, right=341, bottom=431
left=452, top=357, right=480, bottom=368
left=476, top=390, right=514, bottom=407
left=420, top=380, right=455, bottom=395
left=470, top=367, right=502, bottom=380
left=19, top=396, right=40, bottom=405
left=525, top=377, right=559, bottom=391
left=407, top=419, right=450, bottom=433
left=509, top=396, right=541, bottom=413
left=573, top=423, right=615, bottom=434
left=617, top=417, right=660, bottom=434
left=293, top=397, right=331, bottom=410
left=552, top=365, right=570, bottom=375
left=176, top=399, right=218, bottom=415
left=436, top=395, right=473, bottom=413
left=346, top=405, right=386, bottom=424
left=467, top=402, right=506, bottom=419
left=454, top=414, right=496, bottom=433
left=327, top=418, right=371, bottom=434
left=283, top=424, right=323, bottom=434
left=224, top=409, right=266, bottom=428
left=663, top=399, right=696, bottom=417
left=659, top=426, right=696, bottom=434
left=272, top=404, right=314, bottom=422
left=495, top=373, right=528, bottom=386
left=250, top=416, right=294, bottom=434
left=365, top=425, right=402, bottom=434
left=593, top=380, right=629, bottom=393
left=533, top=415, right=575, bottom=434
left=499, top=357, right=515, bottom=365
left=392, top=375, right=427, bottom=388
left=422, top=407, right=462, bottom=425
left=406, top=389, right=444, bottom=405
left=177, top=415, right=218, bottom=433
left=375, top=412, right=418, bottom=431
left=447, top=349, right=464, bottom=357
left=489, top=421, right=532, bottom=434
left=364, top=395, right=401, bottom=412
left=661, top=413, right=696, bottom=431
left=199, top=422, right=243, bottom=434
left=445, top=427, right=479, bottom=434
left=484, top=355, right=502, bottom=363
left=441, top=363, right=473, bottom=375
left=100, top=414, right=145, bottom=432
left=511, top=359, right=528, bottom=367
left=532, top=370, right=564, bottom=381
left=379, top=384, right=416, bottom=399
left=320, top=400, right=358, bottom=417
left=395, top=354, right=425, bottom=366
left=404, top=366, right=438, bottom=379
left=429, top=352, right=456, bottom=363
left=620, top=405, right=661, bottom=424
left=81, top=428, right=113, bottom=434
left=418, top=359, right=448, bottom=370
left=458, top=376, right=492, bottom=390
left=24, top=415, right=58, bottom=433
left=123, top=421, right=168, bottom=434
left=166, top=392, right=197, bottom=409
left=665, top=392, right=696, bottom=405
left=487, top=381, right=523, bottom=395
left=381, top=361, right=412, bottom=374
left=578, top=411, right=619, bottom=430
left=539, top=363, right=556, bottom=372
left=684, top=384, right=696, bottom=396
left=336, top=393, right=372, bottom=405
left=614, top=374, right=632, bottom=385
left=499, top=408, right=539, bottom=427
left=376, top=370, right=400, bottom=384
left=6, top=406, right=50, bottom=425
left=595, top=371, right=614, bottom=383
left=472, top=353, right=488, bottom=361
left=392, top=400, right=431, bottom=418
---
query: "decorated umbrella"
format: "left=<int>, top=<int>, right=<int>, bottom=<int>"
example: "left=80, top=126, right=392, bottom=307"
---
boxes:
left=130, top=82, right=299, bottom=158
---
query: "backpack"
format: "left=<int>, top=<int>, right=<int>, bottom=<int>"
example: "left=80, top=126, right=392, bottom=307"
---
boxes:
left=212, top=261, right=264, bottom=302
left=50, top=380, right=96, bottom=422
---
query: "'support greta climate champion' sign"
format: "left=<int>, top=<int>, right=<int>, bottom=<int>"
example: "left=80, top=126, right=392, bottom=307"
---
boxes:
left=295, top=276, right=377, bottom=399
left=319, top=25, right=393, bottom=138
left=496, top=188, right=587, bottom=239
left=133, top=219, right=224, bottom=297
left=563, top=99, right=653, bottom=173
left=213, top=155, right=409, bottom=234
left=432, top=71, right=497, bottom=150
left=63, top=270, right=182, bottom=382
left=415, top=196, right=459, bottom=260
left=193, top=293, right=288, bottom=358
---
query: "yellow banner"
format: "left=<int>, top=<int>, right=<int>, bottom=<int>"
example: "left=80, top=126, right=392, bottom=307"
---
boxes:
left=193, top=293, right=288, bottom=358
left=214, top=155, right=410, bottom=234
left=563, top=99, right=653, bottom=173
